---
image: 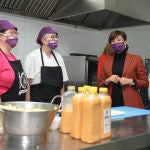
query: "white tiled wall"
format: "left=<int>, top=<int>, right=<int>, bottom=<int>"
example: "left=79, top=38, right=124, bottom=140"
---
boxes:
left=0, top=12, right=150, bottom=64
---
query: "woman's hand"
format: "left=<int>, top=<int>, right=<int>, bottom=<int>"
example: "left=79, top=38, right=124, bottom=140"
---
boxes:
left=105, top=75, right=120, bottom=84
left=119, top=77, right=133, bottom=86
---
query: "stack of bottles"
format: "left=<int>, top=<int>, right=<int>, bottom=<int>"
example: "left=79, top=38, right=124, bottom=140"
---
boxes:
left=60, top=85, right=112, bottom=144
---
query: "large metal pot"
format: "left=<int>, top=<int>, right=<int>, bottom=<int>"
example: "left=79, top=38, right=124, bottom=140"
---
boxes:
left=0, top=101, right=58, bottom=136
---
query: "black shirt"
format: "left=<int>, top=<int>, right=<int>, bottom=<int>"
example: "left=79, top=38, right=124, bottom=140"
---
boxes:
left=111, top=50, right=127, bottom=106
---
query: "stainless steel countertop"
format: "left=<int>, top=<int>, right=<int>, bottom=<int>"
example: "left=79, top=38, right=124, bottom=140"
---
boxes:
left=0, top=115, right=150, bottom=150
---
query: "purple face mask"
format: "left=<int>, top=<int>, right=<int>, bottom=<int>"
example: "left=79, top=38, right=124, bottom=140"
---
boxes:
left=5, top=36, right=18, bottom=48
left=47, top=40, right=58, bottom=50
left=111, top=42, right=126, bottom=53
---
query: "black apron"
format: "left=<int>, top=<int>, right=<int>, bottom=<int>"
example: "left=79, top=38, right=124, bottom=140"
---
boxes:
left=30, top=48, right=63, bottom=104
left=1, top=50, right=27, bottom=102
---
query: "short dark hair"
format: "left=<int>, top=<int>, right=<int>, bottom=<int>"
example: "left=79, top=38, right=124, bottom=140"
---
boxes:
left=108, top=30, right=127, bottom=43
left=0, top=29, right=7, bottom=33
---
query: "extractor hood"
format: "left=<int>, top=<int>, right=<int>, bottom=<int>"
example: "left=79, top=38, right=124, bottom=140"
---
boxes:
left=0, top=0, right=150, bottom=30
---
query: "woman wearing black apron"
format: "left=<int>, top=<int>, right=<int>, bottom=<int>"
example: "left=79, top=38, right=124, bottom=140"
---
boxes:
left=0, top=20, right=27, bottom=102
left=24, top=26, right=68, bottom=104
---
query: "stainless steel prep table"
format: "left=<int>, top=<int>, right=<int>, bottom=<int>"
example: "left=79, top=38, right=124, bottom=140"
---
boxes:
left=0, top=110, right=150, bottom=150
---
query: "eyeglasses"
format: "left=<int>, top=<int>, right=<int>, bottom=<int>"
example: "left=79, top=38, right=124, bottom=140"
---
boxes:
left=44, top=34, right=59, bottom=40
left=9, top=31, right=19, bottom=36
left=2, top=32, right=19, bottom=37
left=51, top=35, right=59, bottom=39
left=0, top=32, right=19, bottom=38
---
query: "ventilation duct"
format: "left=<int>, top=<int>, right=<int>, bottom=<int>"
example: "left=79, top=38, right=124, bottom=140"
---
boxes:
left=0, top=0, right=150, bottom=30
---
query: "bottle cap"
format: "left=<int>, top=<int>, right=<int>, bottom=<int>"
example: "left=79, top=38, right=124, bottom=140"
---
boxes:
left=67, top=85, right=75, bottom=91
left=89, top=86, right=97, bottom=94
left=78, top=87, right=84, bottom=93
left=83, top=85, right=91, bottom=92
left=99, top=87, right=108, bottom=93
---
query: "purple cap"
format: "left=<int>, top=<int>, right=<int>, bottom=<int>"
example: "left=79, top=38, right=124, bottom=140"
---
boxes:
left=36, top=26, right=58, bottom=44
left=0, top=20, right=17, bottom=31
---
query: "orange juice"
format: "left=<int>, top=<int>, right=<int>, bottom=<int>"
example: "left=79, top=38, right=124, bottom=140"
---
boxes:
left=81, top=86, right=101, bottom=143
left=60, top=109, right=72, bottom=133
left=60, top=86, right=76, bottom=133
left=98, top=87, right=112, bottom=139
left=71, top=87, right=85, bottom=139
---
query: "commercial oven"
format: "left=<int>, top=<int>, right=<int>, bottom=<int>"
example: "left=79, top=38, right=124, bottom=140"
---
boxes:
left=63, top=54, right=98, bottom=90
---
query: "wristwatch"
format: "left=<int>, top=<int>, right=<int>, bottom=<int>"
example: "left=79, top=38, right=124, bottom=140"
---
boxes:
left=104, top=81, right=109, bottom=86
left=131, top=79, right=137, bottom=86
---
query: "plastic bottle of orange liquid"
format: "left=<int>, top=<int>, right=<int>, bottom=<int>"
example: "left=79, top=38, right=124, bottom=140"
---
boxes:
left=71, top=87, right=85, bottom=139
left=98, top=87, right=112, bottom=139
left=81, top=86, right=101, bottom=143
left=60, top=85, right=76, bottom=133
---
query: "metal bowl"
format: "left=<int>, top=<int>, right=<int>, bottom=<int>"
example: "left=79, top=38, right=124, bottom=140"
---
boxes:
left=0, top=101, right=58, bottom=136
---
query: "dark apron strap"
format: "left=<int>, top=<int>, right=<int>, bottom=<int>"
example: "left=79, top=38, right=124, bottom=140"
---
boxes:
left=40, top=47, right=44, bottom=66
left=0, top=49, right=12, bottom=61
left=51, top=51, right=60, bottom=66
left=40, top=48, right=60, bottom=66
